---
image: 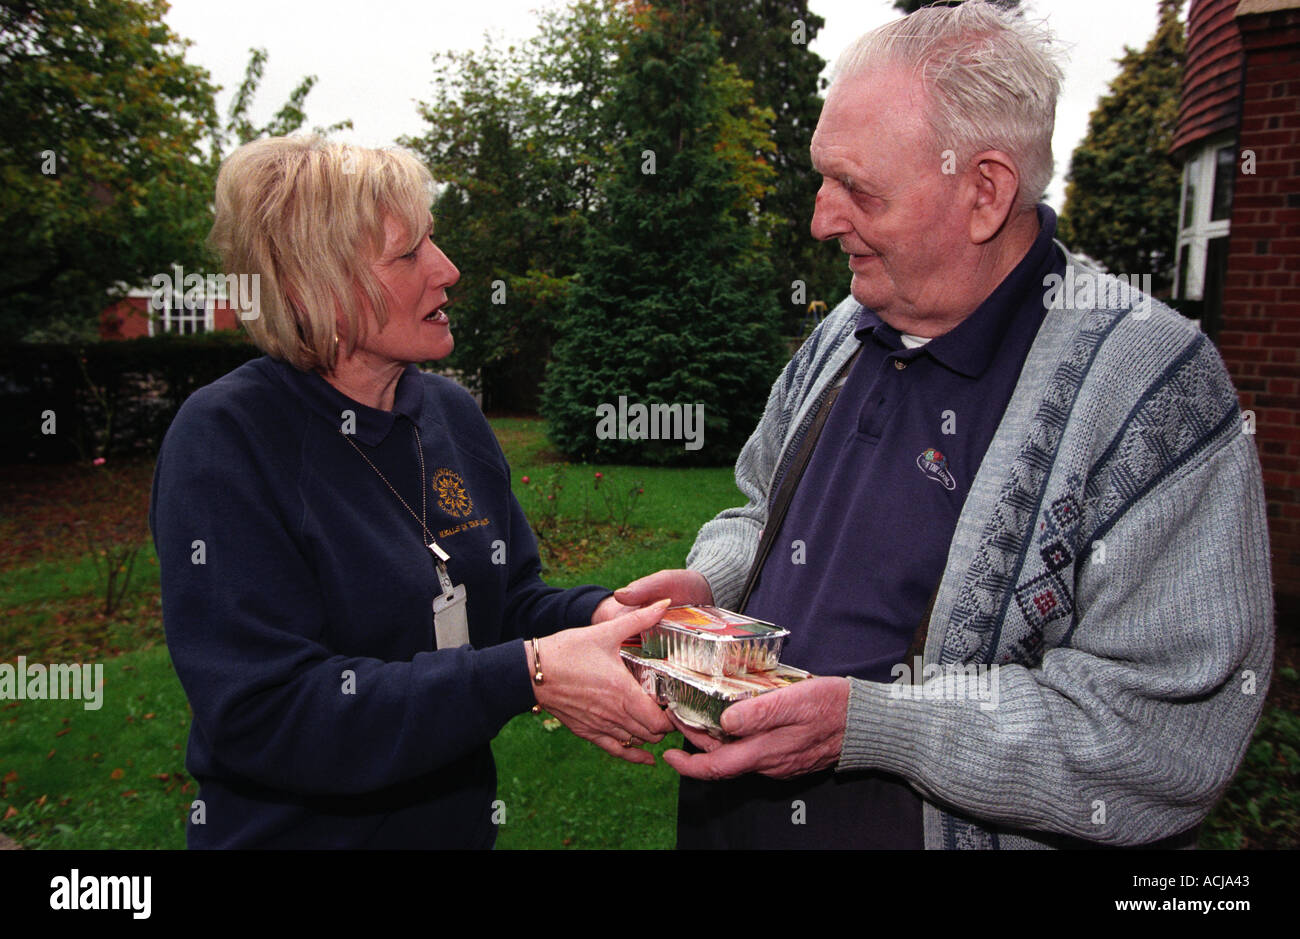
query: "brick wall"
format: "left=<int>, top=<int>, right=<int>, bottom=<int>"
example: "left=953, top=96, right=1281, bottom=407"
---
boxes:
left=1219, top=7, right=1300, bottom=606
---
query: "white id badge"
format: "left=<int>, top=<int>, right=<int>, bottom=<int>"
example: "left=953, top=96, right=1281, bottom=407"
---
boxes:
left=432, top=584, right=470, bottom=649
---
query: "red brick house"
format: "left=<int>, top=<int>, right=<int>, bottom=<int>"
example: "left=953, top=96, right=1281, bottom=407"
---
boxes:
left=100, top=289, right=245, bottom=340
left=1172, top=0, right=1300, bottom=611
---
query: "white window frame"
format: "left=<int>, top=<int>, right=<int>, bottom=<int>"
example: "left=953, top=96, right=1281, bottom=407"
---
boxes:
left=147, top=293, right=215, bottom=336
left=1174, top=135, right=1235, bottom=301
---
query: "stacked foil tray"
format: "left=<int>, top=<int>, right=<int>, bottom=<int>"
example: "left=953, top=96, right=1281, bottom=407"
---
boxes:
left=623, top=605, right=810, bottom=739
left=640, top=604, right=789, bottom=677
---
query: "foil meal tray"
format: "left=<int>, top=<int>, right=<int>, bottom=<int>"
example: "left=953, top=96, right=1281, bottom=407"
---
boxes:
left=620, top=646, right=811, bottom=739
left=640, top=604, right=790, bottom=676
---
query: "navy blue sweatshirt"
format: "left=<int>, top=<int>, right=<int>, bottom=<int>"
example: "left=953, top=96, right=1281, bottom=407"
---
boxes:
left=149, top=356, right=608, bottom=848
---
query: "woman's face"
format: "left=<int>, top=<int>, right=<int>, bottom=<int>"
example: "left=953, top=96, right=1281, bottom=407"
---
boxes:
left=351, top=214, right=459, bottom=365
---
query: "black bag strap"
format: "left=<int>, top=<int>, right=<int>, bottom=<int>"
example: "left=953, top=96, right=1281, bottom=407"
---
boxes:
left=737, top=348, right=860, bottom=613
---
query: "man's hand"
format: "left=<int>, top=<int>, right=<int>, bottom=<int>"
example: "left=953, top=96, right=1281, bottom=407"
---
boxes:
left=591, top=568, right=714, bottom=623
left=662, top=677, right=850, bottom=780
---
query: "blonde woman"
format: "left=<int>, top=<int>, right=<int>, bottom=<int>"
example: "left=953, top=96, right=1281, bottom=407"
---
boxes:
left=150, top=136, right=670, bottom=849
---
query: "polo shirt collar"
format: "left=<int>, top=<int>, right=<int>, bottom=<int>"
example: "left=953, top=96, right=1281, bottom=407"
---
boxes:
left=854, top=204, right=1061, bottom=379
left=270, top=358, right=426, bottom=446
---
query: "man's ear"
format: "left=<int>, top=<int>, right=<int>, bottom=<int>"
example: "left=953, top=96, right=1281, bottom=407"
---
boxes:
left=966, top=150, right=1021, bottom=244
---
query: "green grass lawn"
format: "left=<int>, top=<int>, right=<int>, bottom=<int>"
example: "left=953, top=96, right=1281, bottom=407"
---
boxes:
left=0, top=418, right=741, bottom=849
left=1, top=417, right=1297, bottom=849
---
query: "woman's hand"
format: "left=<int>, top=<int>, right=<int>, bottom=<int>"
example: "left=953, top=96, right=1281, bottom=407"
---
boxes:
left=529, top=600, right=674, bottom=765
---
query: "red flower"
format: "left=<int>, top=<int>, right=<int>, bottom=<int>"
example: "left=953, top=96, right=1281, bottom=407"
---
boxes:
left=92, top=457, right=107, bottom=466
left=594, top=472, right=603, bottom=479
left=521, top=476, right=530, bottom=484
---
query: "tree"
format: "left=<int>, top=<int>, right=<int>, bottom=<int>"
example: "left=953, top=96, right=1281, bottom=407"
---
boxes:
left=1058, top=0, right=1184, bottom=291
left=540, top=2, right=785, bottom=466
left=406, top=0, right=630, bottom=411
left=653, top=0, right=843, bottom=330
left=220, top=47, right=352, bottom=150
left=0, top=0, right=220, bottom=341
left=0, top=0, right=349, bottom=343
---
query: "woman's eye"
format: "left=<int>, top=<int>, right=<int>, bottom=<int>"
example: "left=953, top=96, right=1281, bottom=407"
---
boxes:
left=401, top=234, right=433, bottom=260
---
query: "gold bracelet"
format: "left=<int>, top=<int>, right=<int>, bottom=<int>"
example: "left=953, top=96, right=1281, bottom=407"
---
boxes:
left=531, top=637, right=544, bottom=685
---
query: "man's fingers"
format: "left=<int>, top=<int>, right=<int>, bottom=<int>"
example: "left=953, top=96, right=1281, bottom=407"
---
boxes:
left=718, top=692, right=776, bottom=736
left=612, top=571, right=673, bottom=605
left=667, top=711, right=723, bottom=752
left=662, top=733, right=774, bottom=780
left=613, top=569, right=713, bottom=607
left=597, top=598, right=670, bottom=645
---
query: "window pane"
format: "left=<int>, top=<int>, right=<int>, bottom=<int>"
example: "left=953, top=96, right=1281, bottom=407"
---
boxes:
left=1202, top=236, right=1229, bottom=341
left=1182, top=159, right=1197, bottom=231
left=1211, top=146, right=1235, bottom=221
left=1177, top=243, right=1190, bottom=300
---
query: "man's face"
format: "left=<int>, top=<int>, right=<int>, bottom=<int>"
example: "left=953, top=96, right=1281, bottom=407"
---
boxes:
left=810, top=66, right=971, bottom=325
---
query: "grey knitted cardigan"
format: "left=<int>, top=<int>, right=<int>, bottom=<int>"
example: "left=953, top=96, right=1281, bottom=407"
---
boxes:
left=686, top=249, right=1275, bottom=849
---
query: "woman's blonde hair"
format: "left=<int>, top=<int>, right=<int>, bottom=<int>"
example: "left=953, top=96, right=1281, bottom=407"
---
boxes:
left=208, top=135, right=436, bottom=371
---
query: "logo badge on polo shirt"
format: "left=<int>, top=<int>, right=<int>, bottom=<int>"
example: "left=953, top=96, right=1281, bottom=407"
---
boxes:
left=916, top=448, right=956, bottom=490
left=433, top=468, right=474, bottom=518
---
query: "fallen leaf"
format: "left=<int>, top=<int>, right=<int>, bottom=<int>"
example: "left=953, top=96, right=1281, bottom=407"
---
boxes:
left=3, top=806, right=17, bottom=820
left=2, top=771, right=17, bottom=784
left=143, top=713, right=155, bottom=720
left=54, top=729, right=70, bottom=737
left=46, top=749, right=55, bottom=760
left=110, top=768, right=124, bottom=780
left=121, top=790, right=137, bottom=798
left=35, top=794, right=47, bottom=807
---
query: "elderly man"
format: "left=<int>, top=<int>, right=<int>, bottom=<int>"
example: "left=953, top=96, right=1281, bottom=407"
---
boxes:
left=613, top=1, right=1273, bottom=849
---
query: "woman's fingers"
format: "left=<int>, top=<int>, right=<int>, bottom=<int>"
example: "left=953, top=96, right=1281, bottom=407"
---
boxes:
left=595, top=598, right=671, bottom=646
left=589, top=734, right=657, bottom=765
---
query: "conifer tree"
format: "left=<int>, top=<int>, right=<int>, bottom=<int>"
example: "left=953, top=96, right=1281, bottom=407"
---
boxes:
left=541, top=3, right=785, bottom=465
left=1058, top=0, right=1185, bottom=290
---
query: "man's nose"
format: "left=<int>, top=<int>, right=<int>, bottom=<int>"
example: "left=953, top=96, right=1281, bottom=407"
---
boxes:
left=810, top=182, right=848, bottom=243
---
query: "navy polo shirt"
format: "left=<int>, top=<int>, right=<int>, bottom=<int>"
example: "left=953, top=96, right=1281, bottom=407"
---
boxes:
left=677, top=205, right=1067, bottom=849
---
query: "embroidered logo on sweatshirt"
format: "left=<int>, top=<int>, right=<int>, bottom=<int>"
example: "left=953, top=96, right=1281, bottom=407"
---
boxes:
left=916, top=448, right=956, bottom=490
left=432, top=468, right=474, bottom=517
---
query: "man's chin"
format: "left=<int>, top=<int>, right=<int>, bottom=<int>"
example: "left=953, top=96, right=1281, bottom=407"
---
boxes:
left=850, top=277, right=888, bottom=312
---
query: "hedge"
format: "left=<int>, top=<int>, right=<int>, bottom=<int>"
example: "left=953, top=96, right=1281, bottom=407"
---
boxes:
left=0, top=332, right=263, bottom=464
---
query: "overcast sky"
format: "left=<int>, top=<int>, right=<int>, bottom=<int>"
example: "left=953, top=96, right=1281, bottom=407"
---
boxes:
left=163, top=0, right=1163, bottom=210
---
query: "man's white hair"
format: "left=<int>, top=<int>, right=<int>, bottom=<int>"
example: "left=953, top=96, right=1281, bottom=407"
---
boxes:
left=831, top=1, right=1066, bottom=212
